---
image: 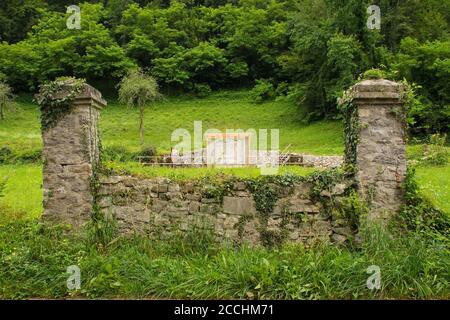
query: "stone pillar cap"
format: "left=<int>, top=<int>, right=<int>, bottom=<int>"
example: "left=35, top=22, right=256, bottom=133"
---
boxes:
left=45, top=80, right=107, bottom=110
left=73, top=83, right=107, bottom=109
left=352, top=79, right=403, bottom=105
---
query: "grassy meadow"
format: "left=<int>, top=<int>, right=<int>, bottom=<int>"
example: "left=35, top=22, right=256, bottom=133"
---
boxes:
left=1, top=91, right=343, bottom=157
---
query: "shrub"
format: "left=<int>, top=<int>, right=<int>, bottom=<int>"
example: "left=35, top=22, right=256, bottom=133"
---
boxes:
left=0, top=147, right=12, bottom=163
left=250, top=79, right=276, bottom=103
left=138, top=144, right=157, bottom=163
left=421, top=133, right=449, bottom=166
left=335, top=189, right=368, bottom=231
left=0, top=178, right=6, bottom=199
left=363, top=68, right=387, bottom=80
left=393, top=38, right=450, bottom=134
left=14, top=149, right=42, bottom=164
left=0, top=147, right=41, bottom=164
left=192, top=83, right=212, bottom=98
left=102, top=146, right=136, bottom=162
left=275, top=82, right=290, bottom=97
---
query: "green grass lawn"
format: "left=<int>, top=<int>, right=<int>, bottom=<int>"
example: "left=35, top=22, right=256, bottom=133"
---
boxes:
left=415, top=165, right=450, bottom=214
left=0, top=91, right=344, bottom=156
left=0, top=164, right=42, bottom=223
left=0, top=96, right=42, bottom=157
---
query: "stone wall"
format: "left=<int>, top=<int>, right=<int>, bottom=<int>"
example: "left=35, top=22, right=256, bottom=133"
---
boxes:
left=42, top=84, right=106, bottom=227
left=40, top=79, right=407, bottom=240
left=352, top=80, right=406, bottom=220
left=286, top=154, right=343, bottom=168
left=159, top=151, right=343, bottom=169
left=97, top=175, right=354, bottom=245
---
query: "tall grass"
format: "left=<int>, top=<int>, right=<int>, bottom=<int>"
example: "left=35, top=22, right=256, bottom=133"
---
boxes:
left=0, top=220, right=448, bottom=299
left=0, top=164, right=42, bottom=222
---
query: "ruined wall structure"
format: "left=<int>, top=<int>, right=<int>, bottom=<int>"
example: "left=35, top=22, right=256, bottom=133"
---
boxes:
left=41, top=79, right=406, bottom=244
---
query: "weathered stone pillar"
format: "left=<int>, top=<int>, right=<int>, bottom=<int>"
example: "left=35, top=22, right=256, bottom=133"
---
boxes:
left=42, top=84, right=106, bottom=228
left=351, top=79, right=406, bottom=220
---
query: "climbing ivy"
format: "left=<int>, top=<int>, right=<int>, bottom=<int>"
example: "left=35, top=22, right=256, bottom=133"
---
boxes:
left=307, top=168, right=346, bottom=200
left=244, top=174, right=305, bottom=247
left=338, top=88, right=359, bottom=168
left=86, top=164, right=118, bottom=250
left=35, top=77, right=86, bottom=131
left=246, top=174, right=306, bottom=216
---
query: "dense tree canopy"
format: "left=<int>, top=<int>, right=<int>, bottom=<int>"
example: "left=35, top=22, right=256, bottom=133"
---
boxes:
left=0, top=0, right=449, bottom=133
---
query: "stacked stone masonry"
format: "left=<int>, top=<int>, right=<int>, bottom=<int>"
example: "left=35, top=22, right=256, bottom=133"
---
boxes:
left=98, top=175, right=354, bottom=246
left=42, top=84, right=106, bottom=227
left=352, top=79, right=406, bottom=220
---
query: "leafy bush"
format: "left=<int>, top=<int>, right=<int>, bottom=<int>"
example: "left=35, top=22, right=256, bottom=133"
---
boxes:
left=250, top=79, right=276, bottom=103
left=192, top=83, right=212, bottom=98
left=392, top=38, right=450, bottom=134
left=137, top=144, right=158, bottom=163
left=14, top=149, right=42, bottom=164
left=0, top=178, right=6, bottom=199
left=0, top=3, right=135, bottom=91
left=0, top=147, right=12, bottom=164
left=102, top=146, right=137, bottom=163
left=363, top=68, right=387, bottom=80
left=335, top=190, right=368, bottom=231
left=139, top=144, right=157, bottom=158
left=421, top=134, right=449, bottom=165
left=0, top=147, right=41, bottom=164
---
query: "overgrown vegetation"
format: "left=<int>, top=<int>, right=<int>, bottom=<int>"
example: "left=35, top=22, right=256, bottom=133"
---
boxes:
left=395, top=167, right=450, bottom=238
left=338, top=83, right=359, bottom=167
left=419, top=134, right=449, bottom=166
left=34, top=77, right=86, bottom=131
left=0, top=219, right=448, bottom=299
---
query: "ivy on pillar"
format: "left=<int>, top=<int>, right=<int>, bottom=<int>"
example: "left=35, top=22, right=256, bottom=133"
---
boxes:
left=347, top=79, right=406, bottom=221
left=39, top=79, right=107, bottom=228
